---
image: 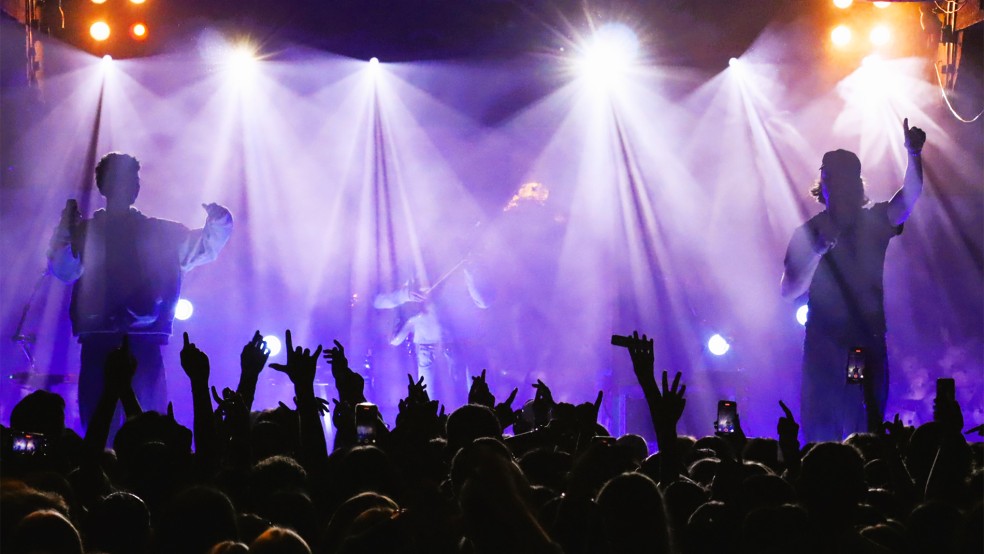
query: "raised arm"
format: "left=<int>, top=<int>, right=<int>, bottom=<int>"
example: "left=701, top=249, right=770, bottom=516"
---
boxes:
left=178, top=203, right=233, bottom=271
left=886, top=118, right=926, bottom=226
left=625, top=331, right=687, bottom=484
left=270, top=330, right=327, bottom=467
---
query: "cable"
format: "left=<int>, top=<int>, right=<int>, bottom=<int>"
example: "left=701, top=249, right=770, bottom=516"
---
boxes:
left=934, top=62, right=984, bottom=123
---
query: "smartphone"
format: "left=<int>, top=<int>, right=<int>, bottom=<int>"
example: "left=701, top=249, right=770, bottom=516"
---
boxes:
left=936, top=378, right=955, bottom=403
left=355, top=402, right=378, bottom=445
left=611, top=334, right=633, bottom=347
left=715, top=400, right=738, bottom=434
left=10, top=431, right=46, bottom=456
left=592, top=435, right=616, bottom=447
left=846, top=347, right=865, bottom=384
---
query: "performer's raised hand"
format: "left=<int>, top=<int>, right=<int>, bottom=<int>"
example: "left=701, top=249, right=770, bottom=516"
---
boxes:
left=202, top=202, right=233, bottom=224
left=903, top=118, right=926, bottom=154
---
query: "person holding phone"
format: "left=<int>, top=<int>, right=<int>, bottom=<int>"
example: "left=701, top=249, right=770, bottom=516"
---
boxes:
left=780, top=119, right=926, bottom=441
left=47, top=152, right=233, bottom=430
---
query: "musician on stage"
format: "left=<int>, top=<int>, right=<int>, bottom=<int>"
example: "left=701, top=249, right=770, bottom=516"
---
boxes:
left=373, top=260, right=492, bottom=405
left=47, top=152, right=233, bottom=429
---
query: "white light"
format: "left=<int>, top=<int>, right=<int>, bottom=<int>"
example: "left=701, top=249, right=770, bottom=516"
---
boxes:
left=833, top=0, right=853, bottom=8
left=369, top=57, right=379, bottom=66
left=870, top=25, right=891, bottom=47
left=174, top=298, right=194, bottom=321
left=796, top=305, right=809, bottom=326
left=575, top=22, right=640, bottom=88
left=263, top=335, right=282, bottom=357
left=101, top=54, right=113, bottom=64
left=831, top=25, right=852, bottom=48
left=708, top=334, right=731, bottom=356
left=90, top=21, right=111, bottom=42
left=873, top=1, right=890, bottom=8
left=728, top=57, right=740, bottom=67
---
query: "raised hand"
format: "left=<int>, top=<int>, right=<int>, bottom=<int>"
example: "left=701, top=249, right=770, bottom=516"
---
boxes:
left=406, top=374, right=431, bottom=405
left=469, top=369, right=495, bottom=407
left=494, top=387, right=520, bottom=430
left=269, top=330, right=322, bottom=390
left=202, top=202, right=232, bottom=224
left=575, top=390, right=604, bottom=429
left=651, top=370, right=687, bottom=429
left=180, top=332, right=210, bottom=387
left=777, top=400, right=799, bottom=443
left=903, top=118, right=926, bottom=154
left=240, top=331, right=270, bottom=381
left=626, top=331, right=656, bottom=387
left=323, top=339, right=365, bottom=404
left=104, top=334, right=137, bottom=397
left=532, top=379, right=555, bottom=427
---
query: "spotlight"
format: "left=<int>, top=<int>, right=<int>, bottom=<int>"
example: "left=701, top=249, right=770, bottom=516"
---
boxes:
left=226, top=42, right=259, bottom=78
left=870, top=25, right=891, bottom=46
left=708, top=334, right=731, bottom=356
left=575, top=22, right=640, bottom=87
left=796, top=305, right=809, bottom=326
left=91, top=0, right=107, bottom=3
left=831, top=25, right=852, bottom=48
left=263, top=335, right=282, bottom=357
left=369, top=57, right=379, bottom=66
left=873, top=1, right=890, bottom=8
left=130, top=0, right=146, bottom=3
left=90, top=21, right=111, bottom=42
left=101, top=54, right=113, bottom=62
left=130, top=23, right=148, bottom=40
left=728, top=57, right=740, bottom=67
left=174, top=298, right=194, bottom=321
left=833, top=0, right=853, bottom=7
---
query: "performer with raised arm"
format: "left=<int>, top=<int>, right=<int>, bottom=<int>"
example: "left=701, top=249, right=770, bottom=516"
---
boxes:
left=48, top=152, right=233, bottom=429
left=373, top=260, right=492, bottom=406
left=781, top=119, right=925, bottom=441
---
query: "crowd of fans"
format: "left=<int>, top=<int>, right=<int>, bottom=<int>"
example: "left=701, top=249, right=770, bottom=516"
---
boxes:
left=2, top=329, right=981, bottom=553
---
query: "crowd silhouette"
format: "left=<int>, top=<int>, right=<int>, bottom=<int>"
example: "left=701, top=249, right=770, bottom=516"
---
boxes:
left=1, top=328, right=981, bottom=554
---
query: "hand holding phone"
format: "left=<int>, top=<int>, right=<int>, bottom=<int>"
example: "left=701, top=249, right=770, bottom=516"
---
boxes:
left=355, top=402, right=379, bottom=445
left=846, top=347, right=865, bottom=384
left=715, top=400, right=738, bottom=435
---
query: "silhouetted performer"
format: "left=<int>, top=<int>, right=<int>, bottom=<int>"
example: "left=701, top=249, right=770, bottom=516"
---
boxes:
left=48, top=152, right=233, bottom=429
left=781, top=120, right=925, bottom=442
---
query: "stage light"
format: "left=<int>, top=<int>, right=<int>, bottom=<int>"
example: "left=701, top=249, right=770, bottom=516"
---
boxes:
left=873, top=1, right=890, bottom=8
left=263, top=335, right=282, bottom=357
left=90, top=21, right=111, bottom=42
left=369, top=57, right=379, bottom=66
left=175, top=299, right=194, bottom=321
left=870, top=25, right=891, bottom=46
left=131, top=23, right=148, bottom=40
left=130, top=0, right=146, bottom=3
left=91, top=0, right=107, bottom=4
left=708, top=334, right=731, bottom=356
left=833, top=0, right=853, bottom=8
left=575, top=22, right=640, bottom=88
left=831, top=25, right=852, bottom=48
left=728, top=57, right=740, bottom=67
left=796, top=305, right=809, bottom=326
left=226, top=42, right=259, bottom=78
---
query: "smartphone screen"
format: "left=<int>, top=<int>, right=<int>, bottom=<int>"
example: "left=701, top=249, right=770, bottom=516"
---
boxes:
left=715, top=400, right=737, bottom=434
left=10, top=431, right=45, bottom=456
left=355, top=402, right=378, bottom=444
left=846, top=347, right=865, bottom=384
